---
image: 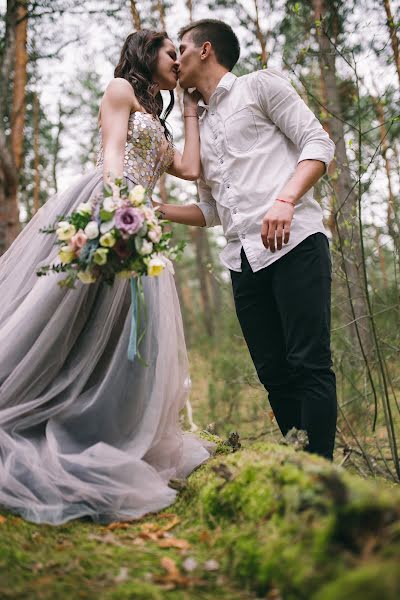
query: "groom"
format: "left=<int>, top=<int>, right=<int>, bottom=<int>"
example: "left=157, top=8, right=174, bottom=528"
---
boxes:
left=159, top=19, right=337, bottom=459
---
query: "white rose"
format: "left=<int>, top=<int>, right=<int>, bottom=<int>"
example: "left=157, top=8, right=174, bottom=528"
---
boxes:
left=84, top=221, right=99, bottom=239
left=129, top=185, right=146, bottom=205
left=148, top=226, right=162, bottom=243
left=135, top=238, right=153, bottom=256
left=76, top=202, right=92, bottom=215
left=103, top=197, right=117, bottom=213
left=56, top=221, right=76, bottom=241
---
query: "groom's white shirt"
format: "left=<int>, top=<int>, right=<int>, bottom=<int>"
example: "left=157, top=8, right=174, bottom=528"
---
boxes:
left=196, top=69, right=335, bottom=273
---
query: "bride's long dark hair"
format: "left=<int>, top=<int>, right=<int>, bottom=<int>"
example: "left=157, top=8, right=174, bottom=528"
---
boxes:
left=114, top=30, right=174, bottom=141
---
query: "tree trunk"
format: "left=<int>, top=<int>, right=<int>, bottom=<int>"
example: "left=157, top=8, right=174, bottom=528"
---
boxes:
left=0, top=0, right=18, bottom=255
left=254, top=0, right=268, bottom=67
left=372, top=95, right=400, bottom=258
left=130, top=1, right=142, bottom=30
left=52, top=103, right=65, bottom=195
left=383, top=0, right=400, bottom=86
left=153, top=0, right=166, bottom=30
left=33, top=93, right=40, bottom=214
left=0, top=131, right=17, bottom=254
left=313, top=0, right=373, bottom=357
left=185, top=0, right=193, bottom=21
left=375, top=229, right=388, bottom=290
left=8, top=0, right=28, bottom=244
left=203, top=234, right=222, bottom=321
left=190, top=228, right=214, bottom=337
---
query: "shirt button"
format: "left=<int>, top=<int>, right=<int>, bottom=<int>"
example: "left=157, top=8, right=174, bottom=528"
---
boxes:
left=211, top=111, right=215, bottom=116
left=233, top=208, right=237, bottom=214
left=219, top=158, right=224, bottom=164
left=241, top=233, right=246, bottom=239
left=227, top=184, right=231, bottom=188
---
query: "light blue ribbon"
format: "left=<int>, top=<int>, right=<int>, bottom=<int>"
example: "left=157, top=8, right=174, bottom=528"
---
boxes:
left=127, top=277, right=138, bottom=362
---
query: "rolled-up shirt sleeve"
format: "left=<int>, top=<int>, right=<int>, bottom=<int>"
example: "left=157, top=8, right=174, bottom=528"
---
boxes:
left=196, top=173, right=221, bottom=228
left=256, top=69, right=335, bottom=171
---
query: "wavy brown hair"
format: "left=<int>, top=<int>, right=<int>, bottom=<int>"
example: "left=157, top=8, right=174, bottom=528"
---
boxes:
left=114, top=30, right=174, bottom=141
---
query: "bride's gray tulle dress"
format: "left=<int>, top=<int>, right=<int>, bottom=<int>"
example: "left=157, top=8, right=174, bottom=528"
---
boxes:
left=0, top=111, right=213, bottom=525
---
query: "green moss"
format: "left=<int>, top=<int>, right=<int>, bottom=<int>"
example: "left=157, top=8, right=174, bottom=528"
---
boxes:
left=1, top=441, right=399, bottom=599
left=313, top=562, right=400, bottom=600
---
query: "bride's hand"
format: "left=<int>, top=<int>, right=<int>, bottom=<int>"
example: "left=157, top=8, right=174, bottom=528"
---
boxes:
left=183, top=89, right=202, bottom=113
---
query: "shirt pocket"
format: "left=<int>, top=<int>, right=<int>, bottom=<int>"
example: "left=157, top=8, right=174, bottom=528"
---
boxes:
left=224, top=107, right=259, bottom=153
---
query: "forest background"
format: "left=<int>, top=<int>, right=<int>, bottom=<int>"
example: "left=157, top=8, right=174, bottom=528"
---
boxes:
left=1, top=0, right=400, bottom=484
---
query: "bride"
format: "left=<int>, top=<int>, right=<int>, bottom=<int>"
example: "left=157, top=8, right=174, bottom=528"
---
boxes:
left=0, top=30, right=213, bottom=525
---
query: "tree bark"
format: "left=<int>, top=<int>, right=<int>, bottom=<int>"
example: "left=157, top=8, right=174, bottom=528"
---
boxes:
left=8, top=0, right=28, bottom=244
left=372, top=96, right=400, bottom=251
left=383, top=0, right=400, bottom=86
left=253, top=0, right=268, bottom=67
left=190, top=228, right=214, bottom=337
left=0, top=1, right=18, bottom=254
left=153, top=0, right=166, bottom=30
left=33, top=93, right=40, bottom=214
left=313, top=0, right=373, bottom=356
left=185, top=0, right=193, bottom=21
left=0, top=130, right=17, bottom=254
left=130, top=1, right=142, bottom=30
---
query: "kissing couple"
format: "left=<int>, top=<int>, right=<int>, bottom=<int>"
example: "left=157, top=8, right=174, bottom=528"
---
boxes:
left=0, top=19, right=337, bottom=525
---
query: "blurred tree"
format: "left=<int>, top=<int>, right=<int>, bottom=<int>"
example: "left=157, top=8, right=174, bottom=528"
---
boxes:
left=383, top=0, right=400, bottom=86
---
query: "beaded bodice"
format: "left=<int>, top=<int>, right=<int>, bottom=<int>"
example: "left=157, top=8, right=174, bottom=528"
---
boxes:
left=96, top=111, right=174, bottom=194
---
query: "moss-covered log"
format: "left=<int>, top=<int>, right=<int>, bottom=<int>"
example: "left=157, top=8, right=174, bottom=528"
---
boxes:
left=0, top=439, right=399, bottom=599
left=175, top=438, right=400, bottom=599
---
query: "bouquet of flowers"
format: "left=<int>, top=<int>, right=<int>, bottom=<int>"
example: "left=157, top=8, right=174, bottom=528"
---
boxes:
left=37, top=179, right=183, bottom=289
left=37, top=179, right=184, bottom=361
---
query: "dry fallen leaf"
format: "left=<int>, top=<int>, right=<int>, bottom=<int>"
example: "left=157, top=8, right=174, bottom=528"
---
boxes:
left=158, top=515, right=180, bottom=533
left=87, top=533, right=125, bottom=547
left=106, top=521, right=133, bottom=531
left=0, top=516, right=7, bottom=525
left=161, top=556, right=181, bottom=578
left=158, top=537, right=191, bottom=550
left=152, top=556, right=206, bottom=589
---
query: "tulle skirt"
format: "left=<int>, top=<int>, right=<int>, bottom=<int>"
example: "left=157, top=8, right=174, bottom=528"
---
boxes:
left=0, top=168, right=213, bottom=525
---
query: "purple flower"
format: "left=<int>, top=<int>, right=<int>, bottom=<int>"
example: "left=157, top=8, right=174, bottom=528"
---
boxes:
left=115, top=207, right=144, bottom=238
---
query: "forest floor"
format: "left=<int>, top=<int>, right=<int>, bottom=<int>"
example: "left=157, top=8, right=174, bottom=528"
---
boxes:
left=1, top=350, right=399, bottom=599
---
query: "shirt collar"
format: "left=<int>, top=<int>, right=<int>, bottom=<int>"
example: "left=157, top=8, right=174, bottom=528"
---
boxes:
left=197, top=72, right=237, bottom=117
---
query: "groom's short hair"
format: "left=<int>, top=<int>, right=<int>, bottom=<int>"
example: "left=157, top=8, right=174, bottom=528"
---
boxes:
left=178, top=19, right=240, bottom=71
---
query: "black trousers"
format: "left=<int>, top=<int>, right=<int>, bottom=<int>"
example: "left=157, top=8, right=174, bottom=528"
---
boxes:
left=231, top=233, right=337, bottom=459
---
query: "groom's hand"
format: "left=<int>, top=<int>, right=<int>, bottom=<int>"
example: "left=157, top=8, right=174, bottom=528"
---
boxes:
left=261, top=200, right=295, bottom=252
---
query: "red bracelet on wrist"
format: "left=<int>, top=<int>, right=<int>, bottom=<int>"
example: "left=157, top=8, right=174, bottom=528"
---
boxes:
left=276, top=198, right=295, bottom=207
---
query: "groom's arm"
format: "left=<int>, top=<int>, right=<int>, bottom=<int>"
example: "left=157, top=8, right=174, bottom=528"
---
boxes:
left=256, top=69, right=335, bottom=252
left=153, top=172, right=220, bottom=228
left=153, top=201, right=206, bottom=226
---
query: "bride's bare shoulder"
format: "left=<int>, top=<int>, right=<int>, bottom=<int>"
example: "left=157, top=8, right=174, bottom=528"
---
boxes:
left=102, top=78, right=141, bottom=111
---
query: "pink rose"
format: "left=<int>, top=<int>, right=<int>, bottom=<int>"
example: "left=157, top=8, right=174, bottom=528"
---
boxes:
left=69, top=230, right=88, bottom=255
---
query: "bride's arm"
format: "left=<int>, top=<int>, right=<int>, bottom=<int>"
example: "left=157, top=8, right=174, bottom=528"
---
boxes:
left=167, top=91, right=201, bottom=181
left=99, top=78, right=139, bottom=184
